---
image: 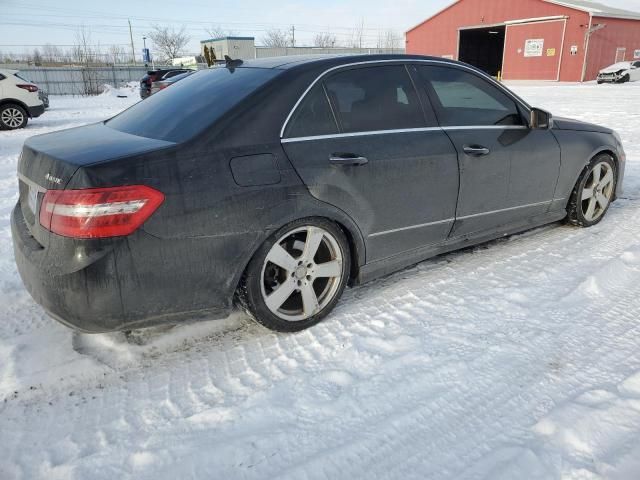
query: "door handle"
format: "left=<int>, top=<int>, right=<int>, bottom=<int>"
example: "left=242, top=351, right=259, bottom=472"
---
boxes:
left=463, top=145, right=490, bottom=156
left=329, top=153, right=369, bottom=166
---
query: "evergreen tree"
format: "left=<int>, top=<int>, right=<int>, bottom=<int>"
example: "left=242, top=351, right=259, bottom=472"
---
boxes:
left=203, top=45, right=212, bottom=66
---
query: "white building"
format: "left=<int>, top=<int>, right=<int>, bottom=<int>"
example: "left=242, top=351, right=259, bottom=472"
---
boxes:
left=200, top=37, right=256, bottom=61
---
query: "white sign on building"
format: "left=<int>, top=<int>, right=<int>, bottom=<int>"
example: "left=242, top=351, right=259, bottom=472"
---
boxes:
left=524, top=39, right=544, bottom=57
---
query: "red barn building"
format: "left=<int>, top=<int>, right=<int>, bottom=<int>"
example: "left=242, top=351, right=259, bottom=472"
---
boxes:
left=406, top=0, right=640, bottom=81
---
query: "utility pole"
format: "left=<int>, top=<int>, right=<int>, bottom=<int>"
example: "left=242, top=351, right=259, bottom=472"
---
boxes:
left=291, top=25, right=295, bottom=47
left=128, top=19, right=137, bottom=65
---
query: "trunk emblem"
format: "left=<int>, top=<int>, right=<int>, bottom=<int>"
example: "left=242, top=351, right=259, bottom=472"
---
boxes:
left=45, top=173, right=62, bottom=185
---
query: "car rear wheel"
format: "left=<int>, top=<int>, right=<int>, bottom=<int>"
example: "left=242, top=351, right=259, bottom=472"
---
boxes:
left=567, top=154, right=617, bottom=227
left=0, top=104, right=28, bottom=130
left=237, top=218, right=351, bottom=332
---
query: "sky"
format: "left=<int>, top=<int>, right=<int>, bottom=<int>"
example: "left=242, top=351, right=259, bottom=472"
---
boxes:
left=2, top=0, right=640, bottom=55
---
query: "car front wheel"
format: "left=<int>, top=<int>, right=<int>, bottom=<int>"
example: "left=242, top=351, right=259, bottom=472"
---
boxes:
left=237, top=218, right=351, bottom=332
left=0, top=104, right=28, bottom=130
left=567, top=154, right=617, bottom=227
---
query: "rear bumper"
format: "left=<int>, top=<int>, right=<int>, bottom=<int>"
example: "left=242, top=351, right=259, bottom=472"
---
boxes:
left=11, top=202, right=246, bottom=333
left=28, top=103, right=45, bottom=118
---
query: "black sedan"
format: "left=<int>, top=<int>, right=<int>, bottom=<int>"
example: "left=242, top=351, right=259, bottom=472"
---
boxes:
left=12, top=55, right=626, bottom=333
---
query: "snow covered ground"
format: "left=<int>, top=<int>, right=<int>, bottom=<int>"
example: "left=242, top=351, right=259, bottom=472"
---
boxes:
left=2, top=82, right=640, bottom=480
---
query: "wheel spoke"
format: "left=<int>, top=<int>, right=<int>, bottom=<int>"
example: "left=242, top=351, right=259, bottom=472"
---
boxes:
left=591, top=164, right=602, bottom=184
left=596, top=192, right=609, bottom=210
left=300, top=283, right=320, bottom=316
left=585, top=197, right=597, bottom=220
left=302, top=227, right=324, bottom=262
left=265, top=281, right=296, bottom=312
left=600, top=169, right=614, bottom=188
left=314, top=260, right=341, bottom=278
left=582, top=186, right=594, bottom=200
left=266, top=244, right=298, bottom=272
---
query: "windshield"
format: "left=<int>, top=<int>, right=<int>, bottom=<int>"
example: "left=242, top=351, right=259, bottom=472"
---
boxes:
left=106, top=67, right=281, bottom=143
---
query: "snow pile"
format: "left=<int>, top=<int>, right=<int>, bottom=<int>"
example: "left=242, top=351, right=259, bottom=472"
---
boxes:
left=100, top=81, right=139, bottom=98
left=1, top=84, right=640, bottom=479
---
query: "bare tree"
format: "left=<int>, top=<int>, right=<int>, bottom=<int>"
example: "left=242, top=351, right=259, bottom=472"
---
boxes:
left=348, top=19, right=365, bottom=48
left=205, top=25, right=237, bottom=39
left=31, top=48, right=43, bottom=66
left=42, top=43, right=63, bottom=63
left=313, top=33, right=337, bottom=48
left=377, top=29, right=402, bottom=50
left=108, top=44, right=126, bottom=64
left=262, top=28, right=291, bottom=48
left=71, top=27, right=102, bottom=94
left=148, top=24, right=190, bottom=62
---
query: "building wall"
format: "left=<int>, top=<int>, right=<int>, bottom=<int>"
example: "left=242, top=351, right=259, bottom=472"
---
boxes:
left=584, top=17, right=640, bottom=80
left=503, top=20, right=566, bottom=80
left=406, top=0, right=590, bottom=81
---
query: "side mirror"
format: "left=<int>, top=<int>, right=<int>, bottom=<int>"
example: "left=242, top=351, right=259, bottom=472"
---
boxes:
left=530, top=108, right=553, bottom=129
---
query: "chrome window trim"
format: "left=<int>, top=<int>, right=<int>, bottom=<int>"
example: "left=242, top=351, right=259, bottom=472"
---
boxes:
left=281, top=127, right=442, bottom=144
left=280, top=58, right=532, bottom=139
left=282, top=125, right=528, bottom=143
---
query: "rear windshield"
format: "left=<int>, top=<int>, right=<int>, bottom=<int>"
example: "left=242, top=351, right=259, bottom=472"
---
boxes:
left=106, top=67, right=281, bottom=142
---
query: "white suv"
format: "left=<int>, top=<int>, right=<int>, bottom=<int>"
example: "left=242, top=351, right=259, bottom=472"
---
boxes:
left=0, top=69, right=45, bottom=130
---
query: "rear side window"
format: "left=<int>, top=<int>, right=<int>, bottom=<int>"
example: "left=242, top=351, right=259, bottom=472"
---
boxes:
left=285, top=85, right=337, bottom=138
left=107, top=67, right=280, bottom=142
left=324, top=65, right=425, bottom=133
left=418, top=66, right=524, bottom=127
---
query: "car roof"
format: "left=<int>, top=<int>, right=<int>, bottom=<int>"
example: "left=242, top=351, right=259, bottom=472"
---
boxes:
left=235, top=54, right=459, bottom=71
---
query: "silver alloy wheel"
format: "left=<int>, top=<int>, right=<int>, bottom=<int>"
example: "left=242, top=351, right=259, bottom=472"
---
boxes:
left=260, top=226, right=344, bottom=322
left=1, top=107, right=24, bottom=128
left=581, top=161, right=615, bottom=222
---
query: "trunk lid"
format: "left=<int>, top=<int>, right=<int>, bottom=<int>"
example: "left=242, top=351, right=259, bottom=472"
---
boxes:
left=17, top=122, right=175, bottom=246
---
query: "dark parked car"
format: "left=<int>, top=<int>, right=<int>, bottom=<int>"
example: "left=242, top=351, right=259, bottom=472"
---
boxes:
left=150, top=71, right=194, bottom=96
left=12, top=55, right=625, bottom=333
left=139, top=68, right=192, bottom=99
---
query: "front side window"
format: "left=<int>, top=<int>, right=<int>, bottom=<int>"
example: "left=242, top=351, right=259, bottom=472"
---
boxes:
left=418, top=66, right=524, bottom=127
left=107, top=67, right=281, bottom=143
left=323, top=65, right=425, bottom=133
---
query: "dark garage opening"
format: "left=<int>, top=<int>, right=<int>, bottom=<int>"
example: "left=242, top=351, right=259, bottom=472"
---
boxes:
left=458, top=26, right=506, bottom=77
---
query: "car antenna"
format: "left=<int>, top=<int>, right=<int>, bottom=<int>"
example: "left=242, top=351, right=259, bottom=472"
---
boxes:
left=224, top=55, right=243, bottom=71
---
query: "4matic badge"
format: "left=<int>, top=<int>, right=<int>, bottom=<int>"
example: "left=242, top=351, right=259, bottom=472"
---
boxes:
left=45, top=173, right=62, bottom=185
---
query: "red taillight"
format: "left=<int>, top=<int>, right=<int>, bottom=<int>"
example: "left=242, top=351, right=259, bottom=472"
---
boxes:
left=39, top=185, right=164, bottom=239
left=17, top=84, right=38, bottom=93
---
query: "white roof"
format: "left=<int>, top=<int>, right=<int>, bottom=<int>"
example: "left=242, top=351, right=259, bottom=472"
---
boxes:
left=544, top=0, right=640, bottom=20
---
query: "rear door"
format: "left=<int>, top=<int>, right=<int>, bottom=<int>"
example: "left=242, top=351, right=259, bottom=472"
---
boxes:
left=416, top=64, right=561, bottom=238
left=281, top=63, right=459, bottom=262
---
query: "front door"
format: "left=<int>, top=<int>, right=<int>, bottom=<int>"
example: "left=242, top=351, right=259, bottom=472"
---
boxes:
left=416, top=64, right=561, bottom=238
left=281, top=64, right=460, bottom=261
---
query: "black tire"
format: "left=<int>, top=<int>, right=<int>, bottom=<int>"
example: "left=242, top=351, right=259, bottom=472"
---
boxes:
left=0, top=103, right=28, bottom=130
left=567, top=154, right=617, bottom=227
left=597, top=80, right=604, bottom=85
left=237, top=217, right=351, bottom=332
